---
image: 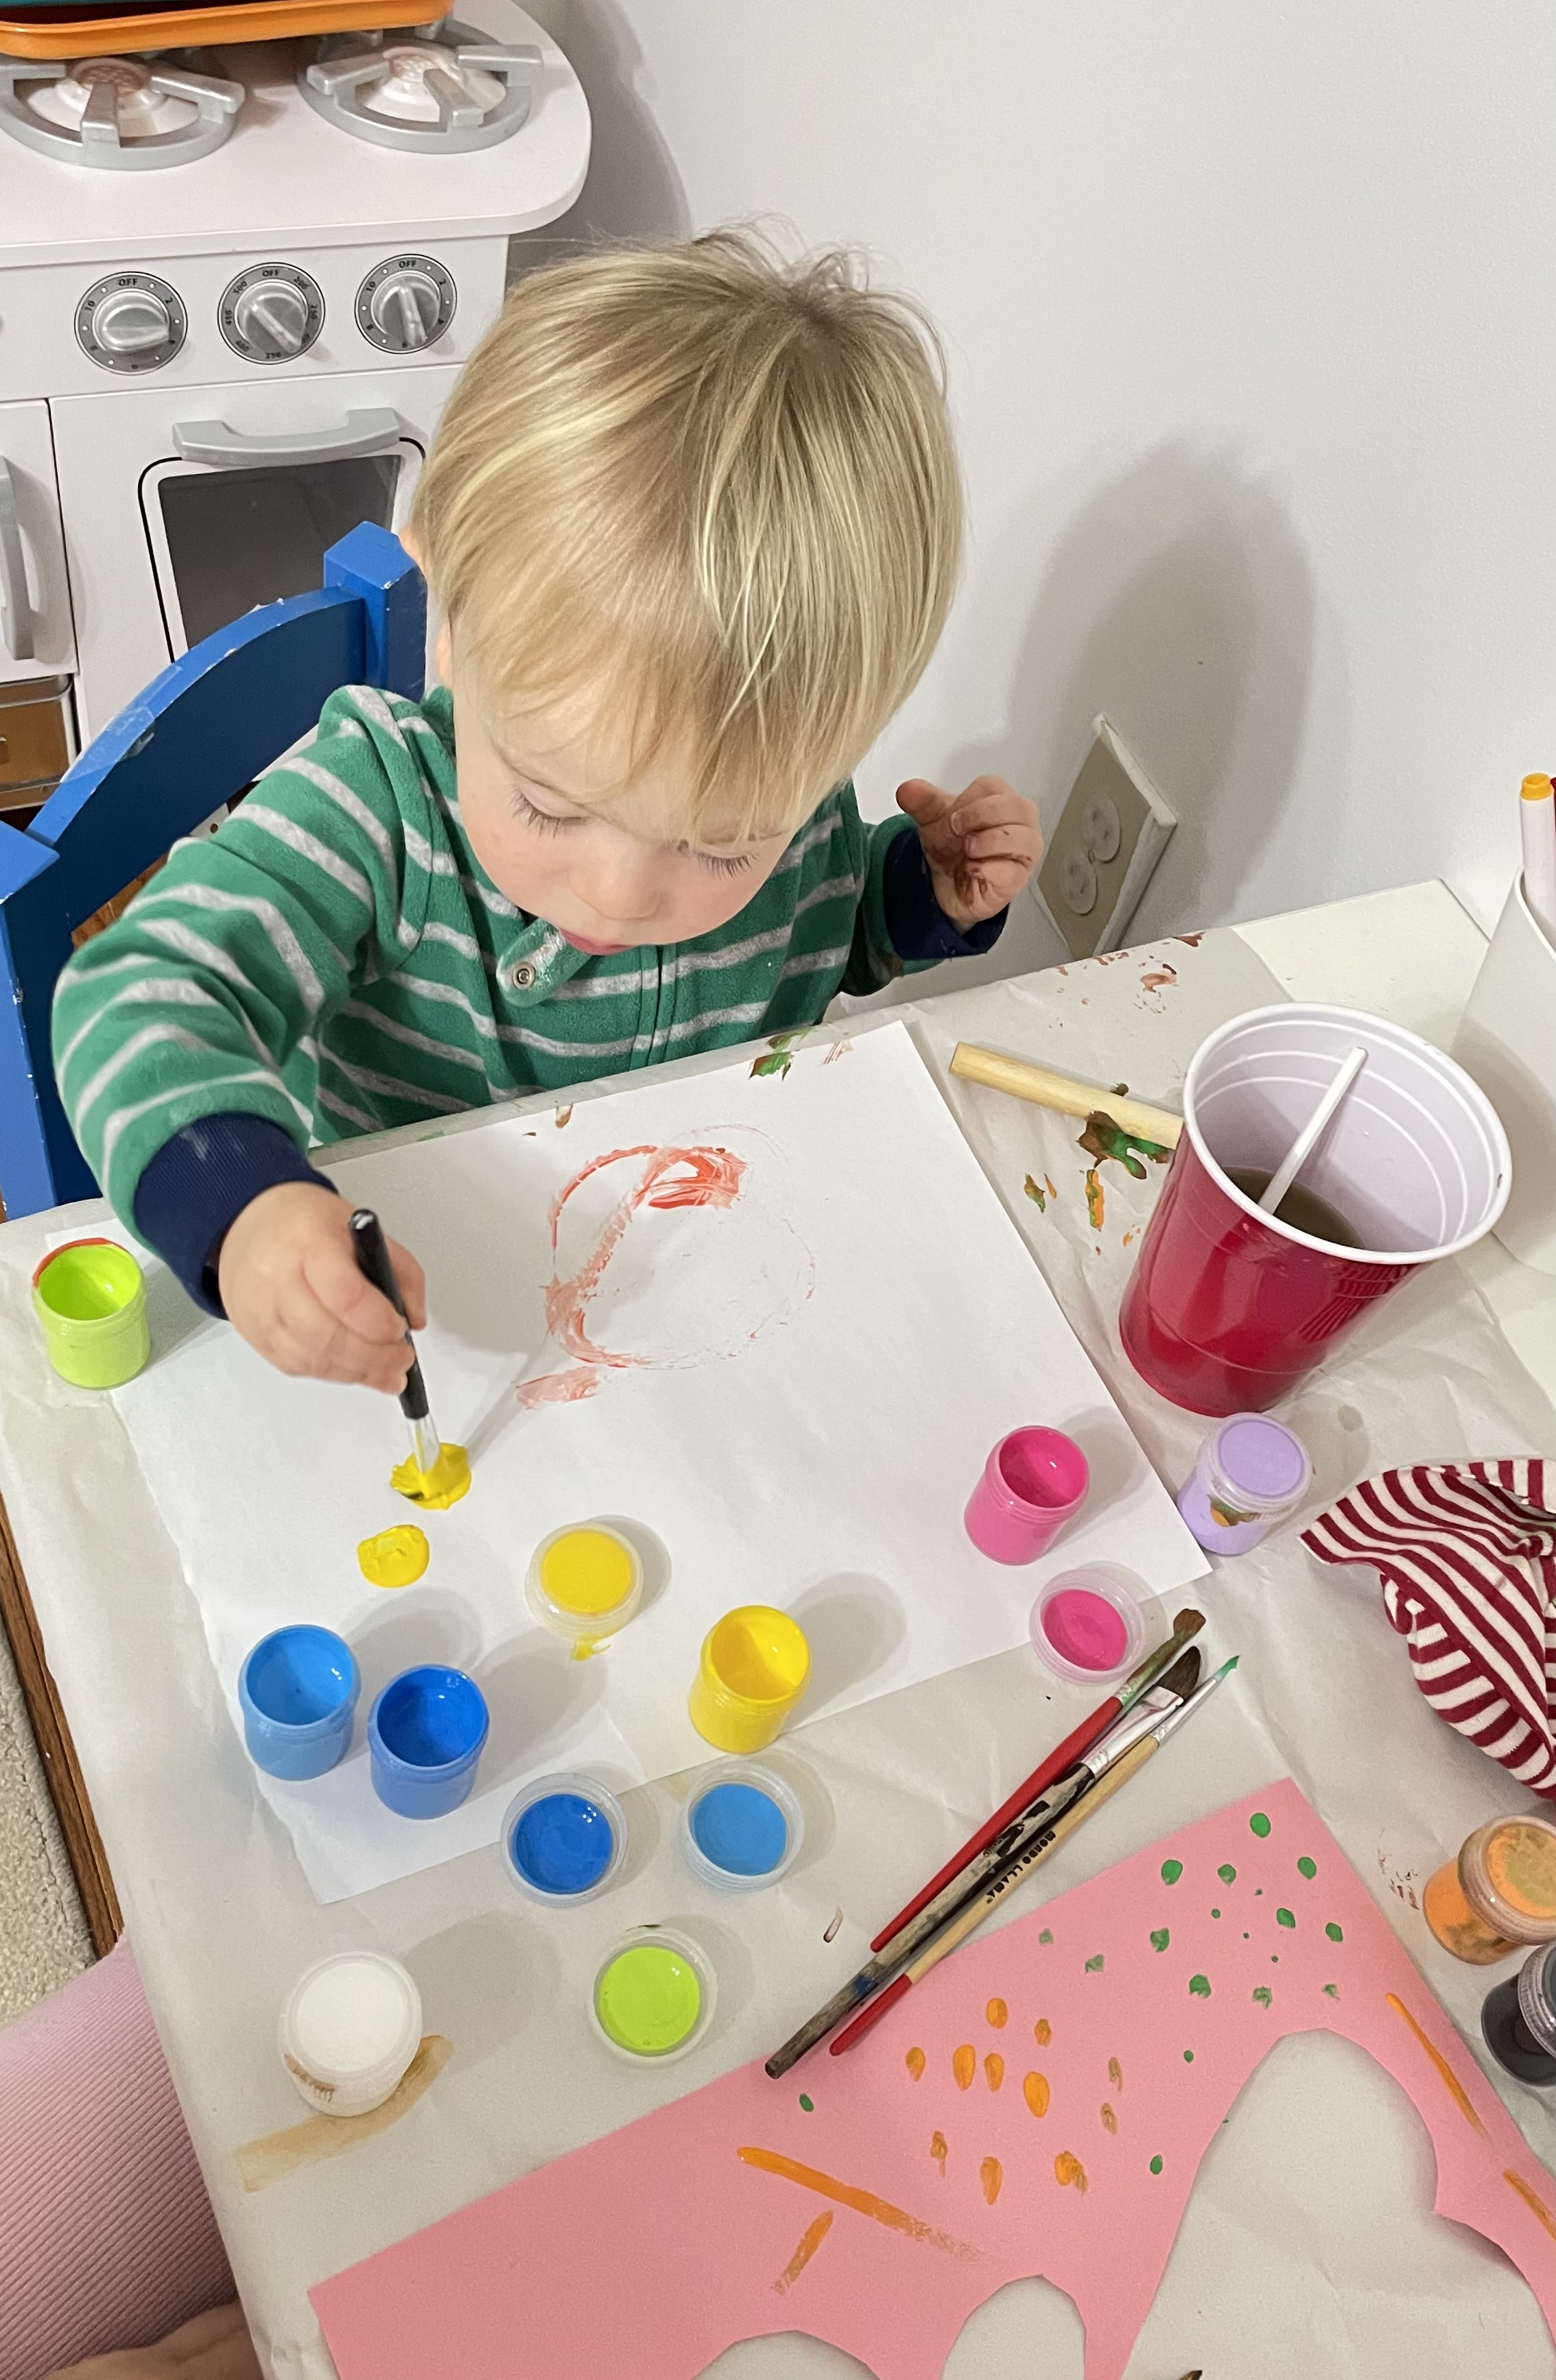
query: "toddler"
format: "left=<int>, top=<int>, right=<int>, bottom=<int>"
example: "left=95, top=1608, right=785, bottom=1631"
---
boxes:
left=54, top=232, right=1040, bottom=1389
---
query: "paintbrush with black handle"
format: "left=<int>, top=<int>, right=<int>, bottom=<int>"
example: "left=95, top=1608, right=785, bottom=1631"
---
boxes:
left=349, top=1206, right=441, bottom=1477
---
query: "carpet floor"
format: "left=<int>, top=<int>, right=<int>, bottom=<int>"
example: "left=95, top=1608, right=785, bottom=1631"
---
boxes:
left=0, top=1619, right=91, bottom=2025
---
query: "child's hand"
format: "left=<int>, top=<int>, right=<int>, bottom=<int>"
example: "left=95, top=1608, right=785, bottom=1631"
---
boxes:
left=48, top=2302, right=261, bottom=2380
left=217, top=1183, right=425, bottom=1393
left=896, top=775, right=1043, bottom=932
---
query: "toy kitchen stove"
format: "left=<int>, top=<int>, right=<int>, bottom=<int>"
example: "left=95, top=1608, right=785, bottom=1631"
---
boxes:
left=0, top=2, right=589, bottom=806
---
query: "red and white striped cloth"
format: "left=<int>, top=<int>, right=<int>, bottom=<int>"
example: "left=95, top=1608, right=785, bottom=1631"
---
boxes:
left=1303, top=1458, right=1556, bottom=1793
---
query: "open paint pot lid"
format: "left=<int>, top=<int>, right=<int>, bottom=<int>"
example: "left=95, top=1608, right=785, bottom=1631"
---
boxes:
left=1030, top=1567, right=1150, bottom=1685
left=679, top=1761, right=804, bottom=1892
left=277, top=1951, right=422, bottom=2095
left=501, top=1772, right=628, bottom=1905
left=590, top=1925, right=716, bottom=2063
left=525, top=1522, right=644, bottom=1653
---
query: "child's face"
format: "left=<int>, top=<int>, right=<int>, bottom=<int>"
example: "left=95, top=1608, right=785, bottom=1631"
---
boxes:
left=451, top=652, right=795, bottom=952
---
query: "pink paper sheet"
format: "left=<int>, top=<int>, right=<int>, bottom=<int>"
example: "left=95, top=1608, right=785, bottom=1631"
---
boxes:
left=312, top=1782, right=1556, bottom=2379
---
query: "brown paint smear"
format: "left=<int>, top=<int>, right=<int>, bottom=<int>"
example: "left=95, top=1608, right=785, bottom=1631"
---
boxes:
left=735, top=2147, right=977, bottom=2259
left=905, top=2047, right=926, bottom=2081
left=236, top=2036, right=451, bottom=2192
left=773, top=2210, right=834, bottom=2294
left=980, top=2156, right=1003, bottom=2206
left=1108, top=2056, right=1123, bottom=2093
left=985, top=1998, right=1008, bottom=2028
left=1035, top=2017, right=1052, bottom=2046
left=930, top=2130, right=947, bottom=2177
left=1100, top=2104, right=1118, bottom=2134
left=1054, top=2151, right=1088, bottom=2194
left=952, top=2044, right=976, bottom=2090
left=984, top=2054, right=1005, bottom=2092
left=1022, top=2071, right=1050, bottom=2118
left=1385, top=1994, right=1484, bottom=2130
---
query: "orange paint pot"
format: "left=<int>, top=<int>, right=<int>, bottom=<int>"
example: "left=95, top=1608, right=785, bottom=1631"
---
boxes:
left=1424, top=1816, right=1556, bottom=1965
left=687, top=1607, right=810, bottom=1754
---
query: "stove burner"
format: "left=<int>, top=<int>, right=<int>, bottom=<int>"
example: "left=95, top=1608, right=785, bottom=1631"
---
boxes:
left=0, top=48, right=241, bottom=168
left=303, top=17, right=539, bottom=153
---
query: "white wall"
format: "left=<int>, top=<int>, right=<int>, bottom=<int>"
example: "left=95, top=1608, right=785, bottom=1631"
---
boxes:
left=522, top=1, right=1556, bottom=949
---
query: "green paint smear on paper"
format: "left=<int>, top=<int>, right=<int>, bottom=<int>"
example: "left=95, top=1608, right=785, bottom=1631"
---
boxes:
left=750, top=1028, right=812, bottom=1080
left=1076, top=1111, right=1173, bottom=1181
left=1326, top=1922, right=1344, bottom=1942
left=1149, top=2155, right=1164, bottom=2175
left=1084, top=1169, right=1105, bottom=1231
left=1253, top=1986, right=1273, bottom=2008
left=1250, top=1813, right=1271, bottom=1838
left=1276, top=1908, right=1296, bottom=1929
left=1297, top=1857, right=1317, bottom=1879
left=1039, top=1929, right=1053, bottom=1946
left=1183, top=2049, right=1194, bottom=2062
left=1211, top=1908, right=1221, bottom=1920
left=1218, top=1864, right=1237, bottom=1884
left=1023, top=1174, right=1048, bottom=1213
left=1188, top=1975, right=1211, bottom=1999
left=1160, top=1859, right=1183, bottom=1885
left=1085, top=1955, right=1105, bottom=1973
left=1150, top=1929, right=1170, bottom=1953
left=799, top=2095, right=814, bottom=2113
left=1323, top=1984, right=1341, bottom=1999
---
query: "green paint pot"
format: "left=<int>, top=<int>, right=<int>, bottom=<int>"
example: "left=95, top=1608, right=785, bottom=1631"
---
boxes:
left=32, top=1239, right=150, bottom=1388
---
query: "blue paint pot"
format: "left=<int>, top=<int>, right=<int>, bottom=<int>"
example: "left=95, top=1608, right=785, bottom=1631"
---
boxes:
left=238, top=1625, right=359, bottom=1781
left=367, top=1665, right=488, bottom=1819
left=501, top=1771, right=628, bottom=1904
left=679, top=1761, right=803, bottom=1892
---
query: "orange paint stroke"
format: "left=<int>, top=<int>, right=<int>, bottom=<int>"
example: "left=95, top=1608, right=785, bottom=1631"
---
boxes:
left=952, top=2044, right=976, bottom=2091
left=1385, top=1993, right=1484, bottom=2129
left=236, top=2037, right=450, bottom=2191
left=1505, top=2169, right=1556, bottom=2244
left=985, top=2054, right=1005, bottom=2092
left=519, top=1143, right=747, bottom=1406
left=905, top=2047, right=926, bottom=2082
left=930, top=2130, right=947, bottom=2177
left=986, top=1998, right=1008, bottom=2028
left=736, top=2147, right=980, bottom=2259
left=1035, top=2018, right=1052, bottom=2047
left=1023, top=2071, right=1050, bottom=2119
left=773, top=2209, right=834, bottom=2294
left=1054, top=2151, right=1088, bottom=2194
left=980, top=2156, right=1003, bottom=2206
left=1100, top=2103, right=1118, bottom=2134
left=1108, top=2056, right=1123, bottom=2093
left=1084, top=1168, right=1105, bottom=1230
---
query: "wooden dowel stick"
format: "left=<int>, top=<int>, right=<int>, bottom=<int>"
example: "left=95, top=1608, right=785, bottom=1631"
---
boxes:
left=950, top=1043, right=1183, bottom=1147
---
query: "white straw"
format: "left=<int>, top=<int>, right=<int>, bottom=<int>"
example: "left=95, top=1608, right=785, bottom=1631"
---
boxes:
left=1258, top=1045, right=1368, bottom=1216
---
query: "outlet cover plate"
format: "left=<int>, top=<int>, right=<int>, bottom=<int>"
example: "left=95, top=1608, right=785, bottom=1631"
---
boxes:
left=1035, top=716, right=1176, bottom=959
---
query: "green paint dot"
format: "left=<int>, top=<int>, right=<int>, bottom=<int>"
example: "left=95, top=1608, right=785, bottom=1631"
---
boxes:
left=1189, top=1974, right=1211, bottom=1998
left=1210, top=1908, right=1221, bottom=1920
left=1323, top=1984, right=1340, bottom=1999
left=1325, top=1922, right=1343, bottom=1942
left=1218, top=1864, right=1237, bottom=1884
left=1161, top=1859, right=1183, bottom=1885
left=1297, top=1857, right=1317, bottom=1880
left=1039, top=1929, right=1053, bottom=1946
left=1250, top=1812, right=1271, bottom=1838
left=1271, top=1955, right=1279, bottom=1964
left=1254, top=1888, right=1263, bottom=1897
left=1149, top=2155, right=1164, bottom=2175
left=1084, top=1953, right=1105, bottom=1973
left=799, top=2094, right=814, bottom=2112
left=1253, top=1986, right=1273, bottom=2008
left=1242, top=1931, right=1250, bottom=1940
left=1276, top=1907, right=1296, bottom=1929
left=1183, top=2049, right=1194, bottom=2062
left=1149, top=1927, right=1170, bottom=1953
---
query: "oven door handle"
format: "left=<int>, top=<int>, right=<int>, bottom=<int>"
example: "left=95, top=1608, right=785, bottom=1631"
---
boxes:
left=172, top=409, right=403, bottom=468
left=0, top=457, right=36, bottom=663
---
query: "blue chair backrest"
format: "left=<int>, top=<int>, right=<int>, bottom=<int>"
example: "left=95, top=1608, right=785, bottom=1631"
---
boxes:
left=0, top=521, right=425, bottom=1219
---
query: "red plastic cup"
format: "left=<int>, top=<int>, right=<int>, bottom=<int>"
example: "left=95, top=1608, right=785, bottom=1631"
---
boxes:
left=1120, top=1004, right=1511, bottom=1415
left=965, top=1427, right=1089, bottom=1564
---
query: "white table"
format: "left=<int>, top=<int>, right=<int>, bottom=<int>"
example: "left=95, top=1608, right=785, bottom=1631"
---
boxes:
left=3, top=881, right=1554, bottom=2380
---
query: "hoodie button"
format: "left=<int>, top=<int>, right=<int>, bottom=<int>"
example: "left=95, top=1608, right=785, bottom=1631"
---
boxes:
left=510, top=962, right=537, bottom=990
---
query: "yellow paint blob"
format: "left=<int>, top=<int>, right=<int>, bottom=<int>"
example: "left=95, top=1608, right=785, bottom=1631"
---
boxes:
left=1486, top=1822, right=1556, bottom=1918
left=1054, top=2150, right=1088, bottom=2193
left=390, top=1442, right=471, bottom=1510
left=986, top=1997, right=1008, bottom=2028
left=1023, top=2071, right=1050, bottom=2119
left=906, top=2048, right=926, bottom=2082
left=984, top=2054, right=1004, bottom=2092
left=1035, top=2018, right=1052, bottom=2046
left=952, top=2044, right=976, bottom=2091
left=930, top=2130, right=947, bottom=2176
left=356, top=1524, right=430, bottom=1589
left=980, top=2156, right=1003, bottom=2206
left=540, top=1528, right=637, bottom=1618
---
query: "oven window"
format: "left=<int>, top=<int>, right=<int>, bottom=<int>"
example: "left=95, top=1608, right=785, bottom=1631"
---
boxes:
left=156, top=456, right=402, bottom=649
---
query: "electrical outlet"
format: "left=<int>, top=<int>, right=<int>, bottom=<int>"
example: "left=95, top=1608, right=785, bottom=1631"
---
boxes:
left=1034, top=716, right=1176, bottom=960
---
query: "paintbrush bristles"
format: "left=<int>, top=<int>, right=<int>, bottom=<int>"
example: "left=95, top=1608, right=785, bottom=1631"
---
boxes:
left=1155, top=1647, right=1201, bottom=1701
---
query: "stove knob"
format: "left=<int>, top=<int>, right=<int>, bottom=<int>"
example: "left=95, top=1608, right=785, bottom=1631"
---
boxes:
left=368, top=267, right=443, bottom=353
left=91, top=286, right=173, bottom=356
left=232, top=278, right=311, bottom=359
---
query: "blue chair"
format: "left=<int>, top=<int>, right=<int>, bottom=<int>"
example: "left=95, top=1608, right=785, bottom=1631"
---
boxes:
left=0, top=521, right=425, bottom=1219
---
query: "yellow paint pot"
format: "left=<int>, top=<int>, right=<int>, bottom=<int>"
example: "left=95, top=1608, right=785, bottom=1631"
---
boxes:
left=526, top=1523, right=643, bottom=1658
left=32, top=1238, right=149, bottom=1388
left=687, top=1606, right=810, bottom=1754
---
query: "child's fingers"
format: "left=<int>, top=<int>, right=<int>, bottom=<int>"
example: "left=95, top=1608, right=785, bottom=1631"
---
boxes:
left=895, top=778, right=955, bottom=829
left=271, top=1297, right=412, bottom=1391
left=304, top=1233, right=417, bottom=1346
left=960, top=823, right=1039, bottom=861
left=949, top=786, right=1035, bottom=833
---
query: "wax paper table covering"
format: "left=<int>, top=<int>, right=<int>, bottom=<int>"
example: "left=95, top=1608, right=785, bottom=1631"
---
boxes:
left=99, top=1021, right=1207, bottom=1902
left=2, top=925, right=1556, bottom=2380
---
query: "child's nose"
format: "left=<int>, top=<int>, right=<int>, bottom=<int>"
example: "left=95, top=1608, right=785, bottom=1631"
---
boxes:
left=574, top=845, right=661, bottom=929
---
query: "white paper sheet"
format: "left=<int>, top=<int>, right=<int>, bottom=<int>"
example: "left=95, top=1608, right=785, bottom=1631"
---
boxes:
left=110, top=1021, right=1207, bottom=1899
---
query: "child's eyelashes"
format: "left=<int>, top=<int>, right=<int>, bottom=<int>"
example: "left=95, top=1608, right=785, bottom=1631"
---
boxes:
left=688, top=848, right=753, bottom=878
left=512, top=790, right=578, bottom=837
left=512, top=786, right=753, bottom=878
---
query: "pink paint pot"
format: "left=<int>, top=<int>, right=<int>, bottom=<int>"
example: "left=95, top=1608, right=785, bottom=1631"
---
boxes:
left=1120, top=1005, right=1511, bottom=1416
left=964, top=1427, right=1089, bottom=1564
left=1030, top=1567, right=1148, bottom=1684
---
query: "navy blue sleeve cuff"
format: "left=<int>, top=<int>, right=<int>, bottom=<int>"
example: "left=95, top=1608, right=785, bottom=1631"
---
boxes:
left=880, top=823, right=1008, bottom=962
left=133, top=1115, right=338, bottom=1316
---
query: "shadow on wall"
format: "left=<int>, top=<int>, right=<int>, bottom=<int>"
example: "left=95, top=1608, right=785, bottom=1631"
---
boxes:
left=508, top=0, right=692, bottom=278
left=944, top=444, right=1330, bottom=937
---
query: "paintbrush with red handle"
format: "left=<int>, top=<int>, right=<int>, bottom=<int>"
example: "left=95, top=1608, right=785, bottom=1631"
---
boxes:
left=869, top=1606, right=1205, bottom=1951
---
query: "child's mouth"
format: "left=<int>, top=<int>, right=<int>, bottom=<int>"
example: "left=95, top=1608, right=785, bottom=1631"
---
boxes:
left=559, top=930, right=635, bottom=955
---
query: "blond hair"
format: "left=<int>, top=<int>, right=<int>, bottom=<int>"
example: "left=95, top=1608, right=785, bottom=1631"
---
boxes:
left=410, top=228, right=962, bottom=839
